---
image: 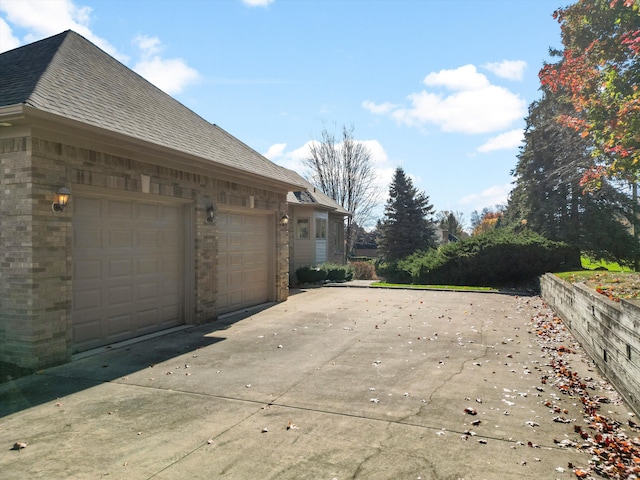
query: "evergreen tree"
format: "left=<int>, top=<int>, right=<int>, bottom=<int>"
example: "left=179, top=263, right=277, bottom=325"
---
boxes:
left=377, top=167, right=436, bottom=261
left=506, top=86, right=638, bottom=265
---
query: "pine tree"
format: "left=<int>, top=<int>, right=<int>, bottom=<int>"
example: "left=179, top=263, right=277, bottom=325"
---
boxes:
left=377, top=167, right=436, bottom=261
left=506, top=86, right=638, bottom=264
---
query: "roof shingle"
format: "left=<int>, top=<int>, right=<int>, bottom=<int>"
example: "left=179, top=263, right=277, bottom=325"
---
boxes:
left=0, top=30, right=301, bottom=187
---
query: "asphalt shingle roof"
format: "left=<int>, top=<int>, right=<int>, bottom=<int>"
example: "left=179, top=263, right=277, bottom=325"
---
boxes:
left=286, top=170, right=350, bottom=215
left=0, top=30, right=301, bottom=188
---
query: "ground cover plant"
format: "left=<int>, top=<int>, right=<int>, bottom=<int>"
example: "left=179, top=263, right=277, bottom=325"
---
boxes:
left=377, top=228, right=580, bottom=287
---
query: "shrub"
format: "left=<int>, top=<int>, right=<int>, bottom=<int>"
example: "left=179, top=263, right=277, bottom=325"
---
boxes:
left=375, top=260, right=412, bottom=284
left=350, top=260, right=377, bottom=280
left=295, top=264, right=354, bottom=284
left=295, top=266, right=327, bottom=284
left=384, top=228, right=580, bottom=287
left=318, top=263, right=354, bottom=282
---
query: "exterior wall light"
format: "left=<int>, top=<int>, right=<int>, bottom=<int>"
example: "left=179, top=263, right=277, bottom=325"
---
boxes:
left=52, top=187, right=71, bottom=212
left=206, top=206, right=215, bottom=223
left=281, top=214, right=289, bottom=226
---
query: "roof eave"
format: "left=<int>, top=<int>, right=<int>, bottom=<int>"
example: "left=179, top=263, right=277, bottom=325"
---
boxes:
left=13, top=105, right=303, bottom=192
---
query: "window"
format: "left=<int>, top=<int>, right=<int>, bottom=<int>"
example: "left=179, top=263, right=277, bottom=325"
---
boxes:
left=296, top=218, right=309, bottom=239
left=316, top=218, right=327, bottom=239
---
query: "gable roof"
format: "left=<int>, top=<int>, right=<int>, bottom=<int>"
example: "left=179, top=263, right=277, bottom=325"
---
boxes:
left=286, top=170, right=350, bottom=216
left=0, top=30, right=302, bottom=190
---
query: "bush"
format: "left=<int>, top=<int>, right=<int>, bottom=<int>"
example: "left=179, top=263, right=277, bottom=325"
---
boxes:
left=295, top=264, right=354, bottom=284
left=295, top=266, right=328, bottom=284
left=350, top=260, right=377, bottom=280
left=318, top=263, right=354, bottom=282
left=375, top=260, right=412, bottom=284
left=382, top=228, right=580, bottom=287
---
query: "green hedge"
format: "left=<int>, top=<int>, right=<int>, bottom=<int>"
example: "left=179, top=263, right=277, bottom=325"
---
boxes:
left=295, top=263, right=354, bottom=284
left=377, top=229, right=580, bottom=287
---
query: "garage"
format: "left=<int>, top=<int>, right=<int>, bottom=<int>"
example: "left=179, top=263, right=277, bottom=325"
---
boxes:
left=217, top=209, right=272, bottom=314
left=72, top=194, right=186, bottom=352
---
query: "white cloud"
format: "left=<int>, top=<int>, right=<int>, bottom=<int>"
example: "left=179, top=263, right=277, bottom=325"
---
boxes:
left=362, top=100, right=397, bottom=115
left=264, top=143, right=287, bottom=160
left=424, top=64, right=489, bottom=91
left=477, top=129, right=524, bottom=153
left=132, top=35, right=200, bottom=95
left=0, top=1, right=200, bottom=94
left=133, top=35, right=162, bottom=56
left=242, top=0, right=274, bottom=6
left=371, top=64, right=525, bottom=135
left=0, top=17, right=20, bottom=52
left=458, top=183, right=511, bottom=211
left=0, top=0, right=125, bottom=60
left=483, top=60, right=527, bottom=81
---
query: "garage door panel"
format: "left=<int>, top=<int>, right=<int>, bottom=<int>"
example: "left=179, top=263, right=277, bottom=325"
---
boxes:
left=108, top=285, right=133, bottom=305
left=75, top=260, right=101, bottom=280
left=217, top=211, right=270, bottom=314
left=74, top=288, right=101, bottom=310
left=138, top=282, right=159, bottom=300
left=137, top=308, right=160, bottom=327
left=137, top=258, right=159, bottom=275
left=108, top=229, right=134, bottom=248
left=106, top=314, right=134, bottom=338
left=73, top=319, right=102, bottom=344
left=108, top=259, right=132, bottom=277
left=72, top=196, right=185, bottom=353
left=107, top=199, right=133, bottom=217
left=139, top=229, right=159, bottom=248
left=74, top=227, right=103, bottom=250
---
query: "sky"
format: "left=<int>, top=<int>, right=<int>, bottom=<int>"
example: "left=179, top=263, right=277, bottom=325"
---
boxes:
left=0, top=0, right=565, bottom=229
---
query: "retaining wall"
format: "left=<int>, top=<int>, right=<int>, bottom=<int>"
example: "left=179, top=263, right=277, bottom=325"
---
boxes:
left=540, top=273, right=640, bottom=416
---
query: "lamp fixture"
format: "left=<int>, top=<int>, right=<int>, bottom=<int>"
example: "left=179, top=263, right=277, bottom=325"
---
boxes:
left=280, top=214, right=289, bottom=226
left=206, top=206, right=215, bottom=223
left=52, top=187, right=71, bottom=212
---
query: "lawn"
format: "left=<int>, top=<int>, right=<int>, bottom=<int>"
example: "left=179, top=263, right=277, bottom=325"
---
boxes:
left=370, top=282, right=498, bottom=292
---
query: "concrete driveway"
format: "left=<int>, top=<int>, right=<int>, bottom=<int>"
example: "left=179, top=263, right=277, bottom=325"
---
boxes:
left=0, top=286, right=630, bottom=479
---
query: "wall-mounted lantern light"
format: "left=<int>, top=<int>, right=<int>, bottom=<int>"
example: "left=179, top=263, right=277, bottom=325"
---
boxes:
left=280, top=214, right=289, bottom=226
left=52, top=187, right=71, bottom=212
left=206, top=206, right=215, bottom=224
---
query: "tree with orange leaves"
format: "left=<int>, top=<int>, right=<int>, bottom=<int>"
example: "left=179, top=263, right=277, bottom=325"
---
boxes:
left=540, top=0, right=640, bottom=187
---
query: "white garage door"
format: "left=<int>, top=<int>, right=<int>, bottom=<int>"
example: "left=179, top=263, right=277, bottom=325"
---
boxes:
left=72, top=195, right=185, bottom=352
left=217, top=210, right=270, bottom=314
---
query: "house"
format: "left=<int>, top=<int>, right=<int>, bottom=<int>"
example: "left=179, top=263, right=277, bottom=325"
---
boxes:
left=286, top=171, right=350, bottom=282
left=0, top=30, right=304, bottom=370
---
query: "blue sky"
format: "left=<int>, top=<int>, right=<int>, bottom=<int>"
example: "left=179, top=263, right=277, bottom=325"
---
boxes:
left=0, top=0, right=564, bottom=228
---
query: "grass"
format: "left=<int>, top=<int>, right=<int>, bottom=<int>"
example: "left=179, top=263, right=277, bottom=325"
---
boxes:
left=580, top=257, right=633, bottom=272
left=371, top=282, right=497, bottom=292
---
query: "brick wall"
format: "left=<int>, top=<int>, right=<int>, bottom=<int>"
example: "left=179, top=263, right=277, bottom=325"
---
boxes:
left=540, top=273, right=640, bottom=416
left=1, top=134, right=290, bottom=369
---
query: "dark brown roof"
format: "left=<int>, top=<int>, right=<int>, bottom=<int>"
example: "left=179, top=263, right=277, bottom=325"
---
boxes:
left=0, top=30, right=302, bottom=188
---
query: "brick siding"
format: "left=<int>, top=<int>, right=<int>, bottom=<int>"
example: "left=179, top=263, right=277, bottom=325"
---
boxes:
left=0, top=134, right=289, bottom=369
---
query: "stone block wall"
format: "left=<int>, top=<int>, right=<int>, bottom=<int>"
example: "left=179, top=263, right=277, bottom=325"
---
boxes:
left=1, top=133, right=290, bottom=369
left=540, top=273, right=640, bottom=415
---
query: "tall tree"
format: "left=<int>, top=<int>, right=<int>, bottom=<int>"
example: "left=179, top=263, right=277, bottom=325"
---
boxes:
left=539, top=0, right=640, bottom=185
left=436, top=210, right=467, bottom=241
left=506, top=86, right=638, bottom=264
left=303, top=124, right=380, bottom=256
left=470, top=206, right=505, bottom=235
left=377, top=167, right=436, bottom=261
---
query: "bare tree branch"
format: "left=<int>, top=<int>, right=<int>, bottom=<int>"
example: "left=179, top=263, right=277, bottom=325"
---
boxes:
left=302, top=124, right=380, bottom=257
